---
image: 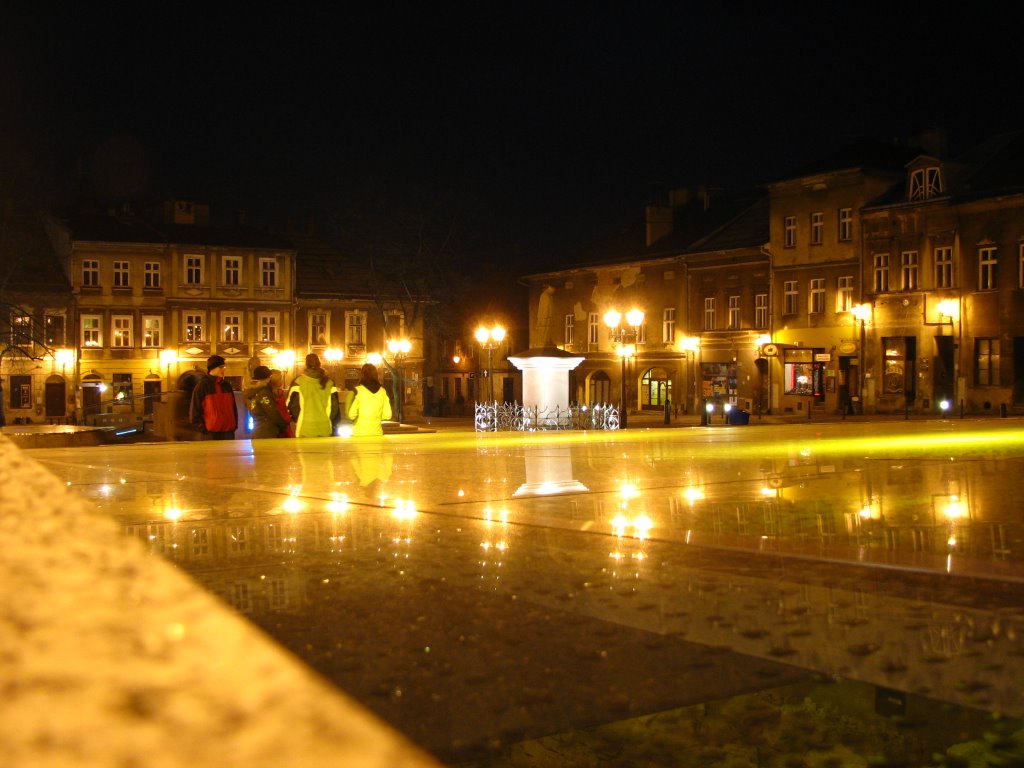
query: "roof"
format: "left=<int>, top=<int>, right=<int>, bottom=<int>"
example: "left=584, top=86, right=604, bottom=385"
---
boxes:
left=58, top=210, right=294, bottom=250
left=772, top=141, right=921, bottom=183
left=287, top=233, right=376, bottom=300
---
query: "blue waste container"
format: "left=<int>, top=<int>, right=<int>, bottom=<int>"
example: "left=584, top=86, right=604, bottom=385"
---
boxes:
left=728, top=409, right=750, bottom=425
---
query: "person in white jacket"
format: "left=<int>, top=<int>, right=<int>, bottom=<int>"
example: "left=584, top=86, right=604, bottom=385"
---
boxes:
left=347, top=363, right=392, bottom=436
left=287, top=354, right=339, bottom=437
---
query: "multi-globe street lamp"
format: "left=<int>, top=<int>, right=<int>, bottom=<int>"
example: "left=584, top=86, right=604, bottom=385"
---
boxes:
left=386, top=338, right=412, bottom=422
left=474, top=324, right=506, bottom=402
left=603, top=307, right=645, bottom=429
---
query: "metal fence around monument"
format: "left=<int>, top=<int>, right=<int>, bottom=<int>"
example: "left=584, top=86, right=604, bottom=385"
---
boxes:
left=474, top=401, right=619, bottom=432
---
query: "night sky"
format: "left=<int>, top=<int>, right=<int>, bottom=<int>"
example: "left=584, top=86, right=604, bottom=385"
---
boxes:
left=3, top=6, right=1021, bottom=278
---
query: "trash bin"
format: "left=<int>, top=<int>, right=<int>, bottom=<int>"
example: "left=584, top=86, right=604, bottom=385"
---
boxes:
left=728, top=409, right=750, bottom=425
left=850, top=396, right=862, bottom=415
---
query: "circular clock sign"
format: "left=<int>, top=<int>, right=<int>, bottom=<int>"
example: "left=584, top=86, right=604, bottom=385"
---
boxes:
left=761, top=343, right=779, bottom=357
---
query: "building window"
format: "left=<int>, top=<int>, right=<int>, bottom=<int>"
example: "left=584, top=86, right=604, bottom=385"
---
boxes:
left=346, top=311, right=365, bottom=345
left=783, top=348, right=817, bottom=396
left=882, top=337, right=907, bottom=393
left=637, top=323, right=647, bottom=344
left=8, top=314, right=31, bottom=346
left=145, top=262, right=161, bottom=289
left=223, top=257, right=241, bottom=286
left=82, top=260, right=99, bottom=287
left=979, top=246, right=998, bottom=290
left=809, top=279, right=825, bottom=314
left=935, top=246, right=953, bottom=288
left=755, top=293, right=768, bottom=328
left=837, top=276, right=854, bottom=312
left=810, top=212, right=824, bottom=245
left=259, top=313, right=278, bottom=343
left=112, top=373, right=133, bottom=405
left=662, top=308, right=675, bottom=343
left=82, top=315, right=102, bottom=347
left=783, top=216, right=796, bottom=248
left=8, top=375, right=31, bottom=409
left=901, top=251, right=919, bottom=291
left=909, top=167, right=942, bottom=201
left=260, top=258, right=277, bottom=288
left=113, top=261, right=130, bottom=288
left=564, top=314, right=575, bottom=345
left=976, top=338, right=1000, bottom=386
left=310, top=312, right=328, bottom=346
left=184, top=313, right=204, bottom=342
left=142, top=316, right=162, bottom=348
left=873, top=253, right=890, bottom=292
left=728, top=296, right=741, bottom=328
left=44, top=314, right=65, bottom=346
left=185, top=255, right=204, bottom=285
left=588, top=312, right=599, bottom=346
left=703, top=297, right=716, bottom=331
left=223, top=313, right=241, bottom=342
left=838, top=208, right=852, bottom=241
left=783, top=281, right=798, bottom=315
left=111, top=315, right=133, bottom=348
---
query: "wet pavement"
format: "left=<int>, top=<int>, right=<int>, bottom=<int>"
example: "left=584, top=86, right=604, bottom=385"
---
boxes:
left=26, top=419, right=1024, bottom=766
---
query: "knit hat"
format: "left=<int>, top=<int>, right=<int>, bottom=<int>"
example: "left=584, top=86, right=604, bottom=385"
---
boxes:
left=252, top=365, right=272, bottom=380
left=207, top=354, right=227, bottom=372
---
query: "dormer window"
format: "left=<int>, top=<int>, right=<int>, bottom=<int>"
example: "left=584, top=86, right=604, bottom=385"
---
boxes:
left=909, top=166, right=942, bottom=200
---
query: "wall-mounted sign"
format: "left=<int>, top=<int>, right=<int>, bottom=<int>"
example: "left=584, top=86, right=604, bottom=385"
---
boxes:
left=761, top=343, right=779, bottom=357
left=815, top=353, right=832, bottom=362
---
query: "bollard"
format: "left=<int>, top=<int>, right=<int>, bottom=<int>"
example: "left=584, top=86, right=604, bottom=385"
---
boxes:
left=1001, top=402, right=1008, bottom=418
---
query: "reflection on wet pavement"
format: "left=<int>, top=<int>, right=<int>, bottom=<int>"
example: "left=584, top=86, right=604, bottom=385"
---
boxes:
left=31, top=420, right=1024, bottom=765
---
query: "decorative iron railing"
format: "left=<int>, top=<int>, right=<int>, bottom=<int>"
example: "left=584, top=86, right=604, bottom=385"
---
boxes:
left=474, top=401, right=619, bottom=432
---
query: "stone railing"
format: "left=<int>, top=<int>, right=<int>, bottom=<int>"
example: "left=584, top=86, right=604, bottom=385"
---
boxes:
left=474, top=401, right=619, bottom=432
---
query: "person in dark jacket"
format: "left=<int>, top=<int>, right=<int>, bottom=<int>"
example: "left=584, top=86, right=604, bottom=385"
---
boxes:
left=189, top=354, right=238, bottom=440
left=245, top=365, right=288, bottom=439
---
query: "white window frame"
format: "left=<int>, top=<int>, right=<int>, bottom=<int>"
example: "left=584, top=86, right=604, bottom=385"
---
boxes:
left=662, top=307, right=675, bottom=344
left=144, top=261, right=161, bottom=289
left=755, top=293, right=768, bottom=328
left=809, top=278, right=825, bottom=314
left=783, top=281, right=799, bottom=315
left=810, top=212, right=824, bottom=245
left=82, top=314, right=102, bottom=347
left=783, top=216, right=796, bottom=248
left=111, top=314, right=133, bottom=348
left=703, top=297, right=716, bottom=331
left=113, top=260, right=130, bottom=288
left=184, top=254, right=205, bottom=286
left=222, top=313, right=241, bottom=342
left=900, top=251, right=919, bottom=291
left=909, top=167, right=942, bottom=201
left=564, top=313, right=575, bottom=345
left=142, top=315, right=162, bottom=348
left=838, top=208, right=852, bottom=241
left=728, top=295, right=741, bottom=329
left=184, top=312, right=205, bottom=342
left=259, top=312, right=279, bottom=343
left=82, top=259, right=99, bottom=288
left=588, top=312, right=599, bottom=348
left=345, top=310, right=366, bottom=345
left=222, top=256, right=241, bottom=286
left=260, top=257, right=278, bottom=288
left=935, top=246, right=954, bottom=289
left=310, top=311, right=329, bottom=346
left=979, top=246, right=998, bottom=290
left=837, top=276, right=854, bottom=312
left=873, top=253, right=890, bottom=292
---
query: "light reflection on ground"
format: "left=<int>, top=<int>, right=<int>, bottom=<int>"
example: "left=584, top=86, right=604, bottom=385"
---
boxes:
left=31, top=419, right=1024, bottom=765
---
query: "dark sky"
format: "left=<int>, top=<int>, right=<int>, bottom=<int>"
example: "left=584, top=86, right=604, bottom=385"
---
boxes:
left=3, top=6, right=1021, bottom=275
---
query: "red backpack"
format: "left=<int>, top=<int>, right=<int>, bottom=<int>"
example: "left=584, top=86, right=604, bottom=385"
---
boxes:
left=203, top=381, right=237, bottom=432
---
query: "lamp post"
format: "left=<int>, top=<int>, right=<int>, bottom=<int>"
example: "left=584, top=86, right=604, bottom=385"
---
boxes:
left=159, top=349, right=176, bottom=402
left=851, top=303, right=872, bottom=414
left=679, top=336, right=701, bottom=417
left=386, top=338, right=411, bottom=422
left=474, top=324, right=506, bottom=403
left=936, top=299, right=962, bottom=418
left=604, top=307, right=645, bottom=429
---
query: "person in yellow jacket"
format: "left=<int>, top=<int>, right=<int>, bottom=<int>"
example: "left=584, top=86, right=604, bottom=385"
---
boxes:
left=347, top=363, right=392, bottom=436
left=287, top=353, right=339, bottom=437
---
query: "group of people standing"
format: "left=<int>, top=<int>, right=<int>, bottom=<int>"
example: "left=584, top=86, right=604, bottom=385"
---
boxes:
left=189, top=353, right=393, bottom=440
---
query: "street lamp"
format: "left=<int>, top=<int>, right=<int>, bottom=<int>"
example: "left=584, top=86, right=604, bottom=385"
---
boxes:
left=936, top=298, right=962, bottom=417
left=475, top=324, right=506, bottom=402
left=604, top=307, right=645, bottom=429
left=851, top=303, right=872, bottom=414
left=159, top=349, right=176, bottom=402
left=386, top=338, right=411, bottom=422
left=679, top=336, right=701, bottom=416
